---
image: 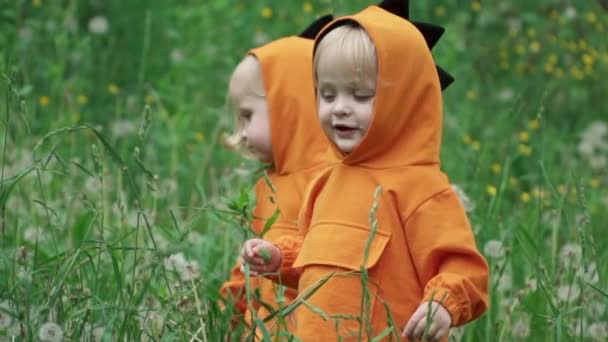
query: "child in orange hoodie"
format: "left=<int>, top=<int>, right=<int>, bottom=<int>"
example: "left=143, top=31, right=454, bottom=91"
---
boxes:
left=219, top=15, right=334, bottom=338
left=241, top=3, right=489, bottom=341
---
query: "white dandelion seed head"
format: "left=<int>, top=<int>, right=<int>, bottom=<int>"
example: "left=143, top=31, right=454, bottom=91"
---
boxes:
left=84, top=177, right=101, bottom=194
left=483, top=240, right=505, bottom=259
left=179, top=261, right=200, bottom=282
left=38, top=322, right=64, bottom=342
left=586, top=121, right=608, bottom=141
left=512, top=315, right=531, bottom=338
left=170, top=49, right=184, bottom=63
left=557, top=284, right=581, bottom=304
left=586, top=301, right=606, bottom=317
left=164, top=252, right=188, bottom=273
left=18, top=27, right=34, bottom=44
left=577, top=262, right=599, bottom=285
left=563, top=6, right=577, bottom=20
left=451, top=184, right=476, bottom=212
left=111, top=120, right=137, bottom=138
left=498, top=88, right=515, bottom=102
left=0, top=300, right=13, bottom=329
left=88, top=15, right=109, bottom=35
left=525, top=277, right=538, bottom=292
left=559, top=243, right=582, bottom=268
left=589, top=155, right=607, bottom=171
left=254, top=31, right=269, bottom=45
left=588, top=322, right=608, bottom=341
left=9, top=322, right=25, bottom=336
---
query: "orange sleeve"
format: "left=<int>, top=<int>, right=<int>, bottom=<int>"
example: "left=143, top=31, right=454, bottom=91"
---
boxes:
left=219, top=262, right=250, bottom=319
left=264, top=235, right=304, bottom=289
left=403, top=188, right=489, bottom=326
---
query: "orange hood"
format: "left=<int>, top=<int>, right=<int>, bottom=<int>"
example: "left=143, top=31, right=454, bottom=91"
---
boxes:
left=314, top=6, right=443, bottom=169
left=250, top=37, right=329, bottom=175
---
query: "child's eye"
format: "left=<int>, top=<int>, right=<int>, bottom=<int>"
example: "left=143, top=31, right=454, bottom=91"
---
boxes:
left=320, top=92, right=335, bottom=102
left=353, top=91, right=374, bottom=102
left=240, top=110, right=252, bottom=120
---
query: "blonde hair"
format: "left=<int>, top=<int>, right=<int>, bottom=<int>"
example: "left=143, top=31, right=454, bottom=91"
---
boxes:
left=225, top=55, right=266, bottom=151
left=314, top=22, right=377, bottom=87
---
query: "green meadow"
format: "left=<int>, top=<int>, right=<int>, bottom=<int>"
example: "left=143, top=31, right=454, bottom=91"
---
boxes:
left=0, top=1, right=606, bottom=341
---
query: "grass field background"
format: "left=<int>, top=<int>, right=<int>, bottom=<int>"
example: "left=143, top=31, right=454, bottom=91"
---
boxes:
left=1, top=0, right=607, bottom=340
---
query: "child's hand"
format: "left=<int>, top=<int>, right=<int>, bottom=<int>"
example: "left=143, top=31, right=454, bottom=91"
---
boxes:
left=240, top=238, right=282, bottom=276
left=402, top=301, right=451, bottom=341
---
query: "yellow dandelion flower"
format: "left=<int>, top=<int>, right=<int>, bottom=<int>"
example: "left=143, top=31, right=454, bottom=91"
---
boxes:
left=578, top=40, right=588, bottom=50
left=528, top=119, right=540, bottom=130
left=72, top=112, right=80, bottom=123
left=145, top=95, right=155, bottom=104
left=77, top=94, right=88, bottom=105
left=519, top=131, right=529, bottom=142
left=39, top=96, right=50, bottom=106
left=434, top=5, right=447, bottom=17
left=532, top=187, right=545, bottom=200
left=570, top=66, right=584, bottom=80
left=586, top=12, right=597, bottom=23
left=463, top=135, right=472, bottom=145
left=529, top=41, right=541, bottom=54
left=596, top=23, right=605, bottom=33
left=555, top=67, right=565, bottom=78
left=108, top=83, right=120, bottom=95
left=499, top=49, right=508, bottom=59
left=521, top=192, right=530, bottom=203
left=303, top=2, right=313, bottom=13
left=515, top=43, right=526, bottom=55
left=491, top=163, right=502, bottom=175
left=549, top=10, right=559, bottom=20
left=518, top=144, right=532, bottom=156
left=558, top=184, right=567, bottom=194
left=527, top=28, right=536, bottom=37
left=567, top=41, right=578, bottom=52
left=582, top=54, right=594, bottom=66
left=472, top=140, right=481, bottom=151
left=194, top=131, right=205, bottom=142
left=590, top=178, right=599, bottom=188
left=544, top=63, right=555, bottom=74
left=261, top=7, right=273, bottom=19
left=471, top=1, right=481, bottom=12
left=486, top=185, right=497, bottom=197
left=466, top=89, right=478, bottom=101
left=510, top=177, right=519, bottom=187
left=584, top=64, right=594, bottom=75
left=33, top=0, right=41, bottom=6
left=548, top=54, right=558, bottom=64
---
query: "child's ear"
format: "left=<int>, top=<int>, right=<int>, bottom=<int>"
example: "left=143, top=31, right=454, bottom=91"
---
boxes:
left=299, top=14, right=334, bottom=39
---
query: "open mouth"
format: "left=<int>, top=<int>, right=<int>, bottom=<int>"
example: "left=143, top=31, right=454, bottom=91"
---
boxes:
left=333, top=124, right=358, bottom=137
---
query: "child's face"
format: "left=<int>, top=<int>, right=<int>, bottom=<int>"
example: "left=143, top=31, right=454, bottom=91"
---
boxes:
left=237, top=94, right=272, bottom=162
left=316, top=62, right=376, bottom=154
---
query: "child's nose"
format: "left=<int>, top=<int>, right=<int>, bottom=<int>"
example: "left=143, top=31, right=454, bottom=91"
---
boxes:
left=332, top=96, right=351, bottom=117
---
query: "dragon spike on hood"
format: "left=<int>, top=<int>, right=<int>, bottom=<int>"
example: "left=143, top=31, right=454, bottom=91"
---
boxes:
left=299, top=14, right=334, bottom=39
left=378, top=0, right=454, bottom=90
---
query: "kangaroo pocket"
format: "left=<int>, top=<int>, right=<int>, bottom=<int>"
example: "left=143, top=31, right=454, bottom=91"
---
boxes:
left=292, top=224, right=391, bottom=341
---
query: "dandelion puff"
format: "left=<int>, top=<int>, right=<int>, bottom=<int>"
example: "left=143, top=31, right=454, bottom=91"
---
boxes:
left=88, top=15, right=109, bottom=35
left=38, top=322, right=64, bottom=342
left=9, top=322, right=25, bottom=336
left=563, top=6, right=577, bottom=20
left=451, top=184, right=476, bottom=212
left=111, top=120, right=136, bottom=138
left=164, top=253, right=187, bottom=273
left=180, top=261, right=200, bottom=282
left=559, top=243, right=582, bottom=268
left=588, top=322, right=608, bottom=341
left=254, top=31, right=269, bottom=45
left=483, top=240, right=505, bottom=259
left=497, top=271, right=512, bottom=292
left=170, top=49, right=184, bottom=63
left=586, top=301, right=606, bottom=317
left=512, top=315, right=530, bottom=338
left=557, top=284, right=581, bottom=304
left=0, top=300, right=13, bottom=329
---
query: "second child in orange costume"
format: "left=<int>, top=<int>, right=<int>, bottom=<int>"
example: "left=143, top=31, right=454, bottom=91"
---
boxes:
left=242, top=3, right=489, bottom=341
left=220, top=16, right=334, bottom=337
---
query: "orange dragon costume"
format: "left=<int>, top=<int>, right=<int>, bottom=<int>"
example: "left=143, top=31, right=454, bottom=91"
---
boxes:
left=270, top=4, right=489, bottom=341
left=220, top=15, right=333, bottom=336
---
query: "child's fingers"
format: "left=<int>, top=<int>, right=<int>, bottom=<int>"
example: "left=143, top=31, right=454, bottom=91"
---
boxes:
left=422, top=321, right=440, bottom=340
left=402, top=307, right=426, bottom=337
left=429, top=327, right=449, bottom=341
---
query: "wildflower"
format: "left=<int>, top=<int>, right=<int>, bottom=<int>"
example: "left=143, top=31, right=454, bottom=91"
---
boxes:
left=462, top=135, right=472, bottom=144
left=111, top=120, right=136, bottom=138
left=303, top=2, right=313, bottom=13
left=471, top=140, right=481, bottom=151
left=38, top=322, right=63, bottom=342
left=557, top=284, right=581, bottom=304
left=180, top=261, right=201, bottom=281
left=77, top=94, right=88, bottom=105
left=108, top=83, right=120, bottom=95
left=194, top=132, right=205, bottom=142
left=483, top=240, right=505, bottom=258
left=254, top=30, right=269, bottom=45
left=524, top=277, right=538, bottom=292
left=486, top=185, right=497, bottom=196
left=559, top=243, right=582, bottom=267
left=434, top=5, right=447, bottom=17
left=471, top=1, right=481, bottom=12
left=451, top=184, right=475, bottom=212
left=498, top=88, right=514, bottom=102
left=466, top=89, right=478, bottom=101
left=39, top=96, right=50, bottom=106
left=497, top=271, right=512, bottom=292
left=0, top=300, right=12, bottom=329
left=577, top=262, right=599, bottom=285
left=88, top=15, right=109, bottom=35
left=512, top=315, right=531, bottom=338
left=529, top=41, right=541, bottom=53
left=518, top=144, right=532, bottom=156
left=33, top=0, right=41, bottom=7
left=588, top=322, right=608, bottom=341
left=491, top=163, right=501, bottom=174
left=528, top=119, right=540, bottom=130
left=261, top=7, right=272, bottom=19
left=586, top=302, right=606, bottom=317
left=520, top=192, right=530, bottom=203
left=590, top=178, right=600, bottom=188
left=519, top=131, right=529, bottom=142
left=563, top=6, right=577, bottom=20
left=164, top=252, right=188, bottom=273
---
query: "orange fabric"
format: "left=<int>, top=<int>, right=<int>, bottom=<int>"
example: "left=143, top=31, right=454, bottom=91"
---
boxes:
left=219, top=36, right=331, bottom=338
left=280, top=6, right=489, bottom=341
